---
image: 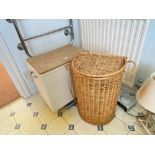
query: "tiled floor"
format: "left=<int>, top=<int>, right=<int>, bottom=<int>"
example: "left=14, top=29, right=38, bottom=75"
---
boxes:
left=0, top=93, right=148, bottom=135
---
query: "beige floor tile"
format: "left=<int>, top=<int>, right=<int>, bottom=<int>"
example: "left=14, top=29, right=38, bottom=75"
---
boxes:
left=2, top=93, right=145, bottom=135
left=104, top=118, right=128, bottom=135
left=38, top=107, right=57, bottom=124
left=63, top=106, right=80, bottom=124
left=46, top=117, right=68, bottom=135
left=116, top=107, right=137, bottom=123
left=0, top=105, right=11, bottom=121
left=30, top=94, right=48, bottom=112
left=115, top=109, right=126, bottom=121
left=127, top=108, right=140, bottom=116
left=123, top=117, right=148, bottom=135
left=123, top=120, right=135, bottom=131
left=65, top=130, right=77, bottom=135
left=116, top=104, right=147, bottom=121
left=0, top=117, right=16, bottom=134
left=95, top=131, right=107, bottom=135
left=14, top=108, right=34, bottom=124
left=10, top=98, right=27, bottom=112
left=34, top=129, right=48, bottom=135
left=7, top=129, right=21, bottom=135
left=127, top=131, right=139, bottom=135
left=20, top=117, right=41, bottom=135
left=74, top=119, right=97, bottom=135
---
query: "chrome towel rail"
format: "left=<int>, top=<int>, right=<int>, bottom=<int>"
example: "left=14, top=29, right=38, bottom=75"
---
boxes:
left=9, top=19, right=74, bottom=57
left=12, top=19, right=32, bottom=57
left=23, top=26, right=71, bottom=41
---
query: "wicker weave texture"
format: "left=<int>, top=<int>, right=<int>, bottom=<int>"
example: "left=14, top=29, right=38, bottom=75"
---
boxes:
left=71, top=53, right=127, bottom=125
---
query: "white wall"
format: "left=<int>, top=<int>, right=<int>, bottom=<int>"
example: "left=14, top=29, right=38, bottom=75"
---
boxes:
left=0, top=19, right=80, bottom=97
left=2, top=18, right=154, bottom=97
left=18, top=19, right=71, bottom=55
left=135, top=20, right=155, bottom=83
left=72, top=19, right=81, bottom=47
left=17, top=19, right=80, bottom=55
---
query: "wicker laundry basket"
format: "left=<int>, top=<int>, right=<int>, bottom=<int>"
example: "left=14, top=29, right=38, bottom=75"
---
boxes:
left=71, top=52, right=135, bottom=125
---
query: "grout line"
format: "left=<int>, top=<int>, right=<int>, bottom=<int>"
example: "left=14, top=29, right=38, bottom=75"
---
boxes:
left=45, top=128, right=51, bottom=135
left=103, top=130, right=109, bottom=135
left=44, top=129, right=49, bottom=135
left=73, top=130, right=78, bottom=135
left=74, top=118, right=82, bottom=125
left=61, top=116, right=69, bottom=125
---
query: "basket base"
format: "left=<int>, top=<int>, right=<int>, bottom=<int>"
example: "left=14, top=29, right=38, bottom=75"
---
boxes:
left=78, top=112, right=115, bottom=125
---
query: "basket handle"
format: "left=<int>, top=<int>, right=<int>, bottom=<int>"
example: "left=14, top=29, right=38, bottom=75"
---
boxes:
left=126, top=60, right=136, bottom=75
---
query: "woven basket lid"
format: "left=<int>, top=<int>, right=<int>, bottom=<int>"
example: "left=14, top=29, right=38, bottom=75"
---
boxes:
left=71, top=53, right=127, bottom=77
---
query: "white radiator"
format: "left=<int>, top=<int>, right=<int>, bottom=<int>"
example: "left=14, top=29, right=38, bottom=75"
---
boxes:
left=79, top=19, right=149, bottom=87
